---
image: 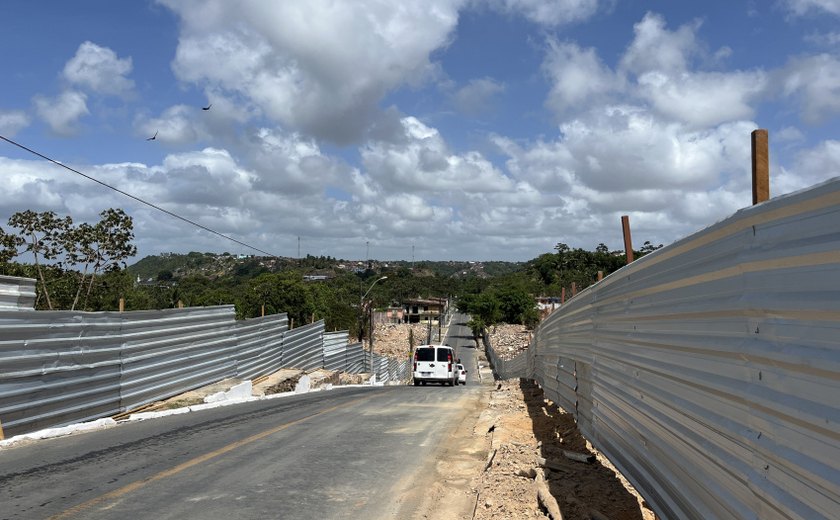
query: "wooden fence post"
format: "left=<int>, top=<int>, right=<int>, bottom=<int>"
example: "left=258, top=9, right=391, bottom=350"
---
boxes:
left=752, top=129, right=770, bottom=205
left=177, top=300, right=184, bottom=309
left=571, top=282, right=577, bottom=296
left=261, top=304, right=265, bottom=317
left=621, top=215, right=634, bottom=264
left=597, top=271, right=604, bottom=281
left=561, top=287, right=566, bottom=304
left=119, top=298, right=125, bottom=313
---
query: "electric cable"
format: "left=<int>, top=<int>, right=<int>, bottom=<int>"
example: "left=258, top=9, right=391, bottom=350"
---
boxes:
left=0, top=134, right=279, bottom=258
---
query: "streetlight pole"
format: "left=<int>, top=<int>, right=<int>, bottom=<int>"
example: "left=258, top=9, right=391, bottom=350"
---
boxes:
left=361, top=276, right=387, bottom=375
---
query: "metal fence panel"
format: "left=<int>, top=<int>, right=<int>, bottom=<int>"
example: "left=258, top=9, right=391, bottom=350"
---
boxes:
left=323, top=331, right=349, bottom=371
left=346, top=342, right=365, bottom=373
left=119, top=307, right=238, bottom=410
left=374, top=355, right=389, bottom=382
left=283, top=320, right=325, bottom=372
left=0, top=311, right=123, bottom=437
left=521, top=178, right=840, bottom=520
left=235, top=313, right=288, bottom=379
left=0, top=275, right=36, bottom=311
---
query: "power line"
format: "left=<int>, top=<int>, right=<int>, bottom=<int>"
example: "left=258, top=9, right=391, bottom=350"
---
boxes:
left=0, top=134, right=280, bottom=258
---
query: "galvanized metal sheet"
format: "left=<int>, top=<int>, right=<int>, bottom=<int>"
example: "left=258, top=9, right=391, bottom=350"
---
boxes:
left=489, top=178, right=840, bottom=520
left=235, top=313, right=288, bottom=379
left=323, top=331, right=349, bottom=372
left=119, top=306, right=238, bottom=410
left=346, top=342, right=365, bottom=374
left=0, top=311, right=123, bottom=437
left=283, top=320, right=325, bottom=372
left=0, top=275, right=36, bottom=311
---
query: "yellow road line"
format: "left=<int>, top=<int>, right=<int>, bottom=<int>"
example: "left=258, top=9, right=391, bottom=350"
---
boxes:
left=49, top=395, right=369, bottom=519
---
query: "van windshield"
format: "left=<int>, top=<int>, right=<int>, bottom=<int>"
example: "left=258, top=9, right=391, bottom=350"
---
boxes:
left=437, top=349, right=452, bottom=362
left=415, top=348, right=435, bottom=362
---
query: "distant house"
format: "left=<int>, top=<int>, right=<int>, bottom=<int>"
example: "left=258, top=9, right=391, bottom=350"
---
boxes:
left=303, top=274, right=330, bottom=282
left=403, top=297, right=447, bottom=324
left=373, top=306, right=404, bottom=325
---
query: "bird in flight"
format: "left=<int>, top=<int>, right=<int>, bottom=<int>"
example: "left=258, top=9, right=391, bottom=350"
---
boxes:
left=146, top=131, right=158, bottom=141
left=202, top=103, right=212, bottom=111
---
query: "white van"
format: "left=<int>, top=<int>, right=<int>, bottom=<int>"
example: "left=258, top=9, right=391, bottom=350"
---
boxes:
left=412, top=344, right=457, bottom=386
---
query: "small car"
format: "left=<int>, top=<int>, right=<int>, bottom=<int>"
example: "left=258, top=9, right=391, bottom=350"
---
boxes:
left=456, top=363, right=467, bottom=385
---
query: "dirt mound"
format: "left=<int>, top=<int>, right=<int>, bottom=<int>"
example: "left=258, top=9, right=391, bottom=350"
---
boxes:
left=264, top=374, right=302, bottom=395
left=471, top=379, right=655, bottom=520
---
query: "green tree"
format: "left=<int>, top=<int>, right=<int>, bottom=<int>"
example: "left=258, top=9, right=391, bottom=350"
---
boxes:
left=0, top=226, right=17, bottom=264
left=466, top=316, right=485, bottom=349
left=245, top=272, right=316, bottom=325
left=67, top=209, right=138, bottom=310
left=7, top=210, right=72, bottom=309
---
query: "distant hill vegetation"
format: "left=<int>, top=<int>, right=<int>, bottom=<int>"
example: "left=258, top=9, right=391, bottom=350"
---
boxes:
left=128, top=252, right=523, bottom=283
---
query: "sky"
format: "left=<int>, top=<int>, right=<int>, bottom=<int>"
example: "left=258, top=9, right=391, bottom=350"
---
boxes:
left=1, top=0, right=839, bottom=262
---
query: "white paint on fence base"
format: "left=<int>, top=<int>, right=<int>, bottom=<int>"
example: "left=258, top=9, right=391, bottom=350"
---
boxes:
left=204, top=380, right=253, bottom=403
left=0, top=418, right=117, bottom=449
left=294, top=374, right=311, bottom=394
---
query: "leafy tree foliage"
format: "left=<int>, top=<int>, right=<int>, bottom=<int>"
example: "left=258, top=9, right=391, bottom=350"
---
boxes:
left=6, top=210, right=72, bottom=309
left=3, top=209, right=137, bottom=310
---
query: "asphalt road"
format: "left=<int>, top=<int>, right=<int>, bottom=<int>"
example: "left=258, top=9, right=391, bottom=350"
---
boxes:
left=0, top=314, right=483, bottom=520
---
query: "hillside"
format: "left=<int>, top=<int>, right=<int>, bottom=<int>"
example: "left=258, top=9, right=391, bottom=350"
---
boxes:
left=128, top=253, right=523, bottom=282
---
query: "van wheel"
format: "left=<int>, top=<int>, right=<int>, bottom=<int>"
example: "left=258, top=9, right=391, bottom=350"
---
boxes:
left=421, top=381, right=426, bottom=386
left=413, top=380, right=419, bottom=386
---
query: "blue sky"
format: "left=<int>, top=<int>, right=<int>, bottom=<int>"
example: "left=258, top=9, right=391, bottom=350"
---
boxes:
left=1, top=0, right=839, bottom=262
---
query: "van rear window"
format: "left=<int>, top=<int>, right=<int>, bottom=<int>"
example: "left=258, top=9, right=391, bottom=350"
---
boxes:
left=415, top=348, right=435, bottom=361
left=437, top=349, right=452, bottom=362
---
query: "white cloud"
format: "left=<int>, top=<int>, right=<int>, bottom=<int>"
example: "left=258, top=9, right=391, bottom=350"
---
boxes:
left=543, top=40, right=622, bottom=116
left=136, top=105, right=204, bottom=145
left=783, top=139, right=840, bottom=187
left=637, top=69, right=766, bottom=127
left=487, top=0, right=599, bottom=26
left=0, top=110, right=30, bottom=136
left=780, top=53, right=840, bottom=123
left=451, top=78, right=506, bottom=116
left=620, top=12, right=702, bottom=76
left=804, top=31, right=840, bottom=47
left=542, top=12, right=767, bottom=128
left=63, top=41, right=135, bottom=96
left=361, top=116, right=513, bottom=194
left=160, top=0, right=462, bottom=144
left=782, top=0, right=840, bottom=16
left=33, top=91, right=89, bottom=136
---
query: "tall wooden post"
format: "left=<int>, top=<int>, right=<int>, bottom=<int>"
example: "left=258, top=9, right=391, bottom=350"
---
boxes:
left=751, top=129, right=769, bottom=205
left=119, top=298, right=125, bottom=313
left=561, top=287, right=566, bottom=304
left=621, top=215, right=634, bottom=264
left=177, top=300, right=184, bottom=309
left=261, top=304, right=265, bottom=317
left=571, top=282, right=577, bottom=296
left=597, top=271, right=604, bottom=281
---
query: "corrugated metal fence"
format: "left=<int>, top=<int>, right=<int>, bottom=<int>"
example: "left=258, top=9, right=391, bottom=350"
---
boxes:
left=0, top=275, right=36, bottom=311
left=323, top=331, right=349, bottom=371
left=0, top=302, right=408, bottom=437
left=486, top=178, right=840, bottom=520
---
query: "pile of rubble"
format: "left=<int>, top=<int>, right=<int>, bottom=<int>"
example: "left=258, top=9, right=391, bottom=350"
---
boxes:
left=471, top=379, right=655, bottom=520
left=489, top=324, right=532, bottom=360
left=369, top=322, right=430, bottom=359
